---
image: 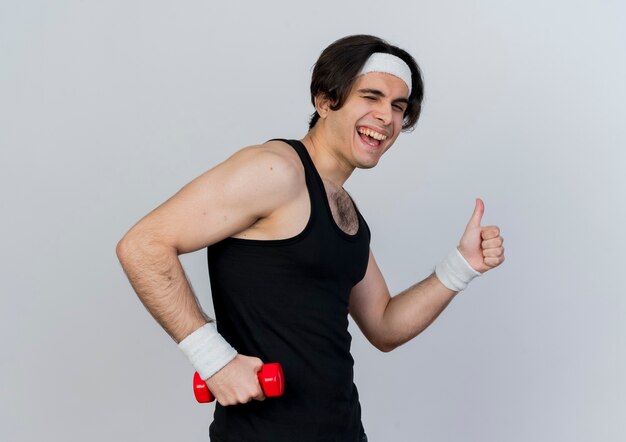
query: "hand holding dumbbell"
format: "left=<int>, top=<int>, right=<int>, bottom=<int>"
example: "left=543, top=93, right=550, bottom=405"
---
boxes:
left=193, top=362, right=285, bottom=403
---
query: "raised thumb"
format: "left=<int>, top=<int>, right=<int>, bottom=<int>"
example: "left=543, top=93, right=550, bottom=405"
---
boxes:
left=466, top=198, right=485, bottom=229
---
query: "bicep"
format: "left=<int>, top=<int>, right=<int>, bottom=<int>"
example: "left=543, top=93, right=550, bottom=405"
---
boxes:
left=124, top=146, right=302, bottom=254
left=349, top=249, right=392, bottom=344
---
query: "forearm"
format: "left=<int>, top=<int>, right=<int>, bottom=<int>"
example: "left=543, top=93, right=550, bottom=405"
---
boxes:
left=116, top=236, right=209, bottom=343
left=379, top=273, right=457, bottom=351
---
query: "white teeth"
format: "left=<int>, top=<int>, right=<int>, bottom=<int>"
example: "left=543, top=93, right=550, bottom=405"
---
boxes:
left=358, top=128, right=387, bottom=141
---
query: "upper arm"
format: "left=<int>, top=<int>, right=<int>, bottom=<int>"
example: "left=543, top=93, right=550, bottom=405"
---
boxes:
left=120, top=142, right=304, bottom=254
left=348, top=249, right=392, bottom=348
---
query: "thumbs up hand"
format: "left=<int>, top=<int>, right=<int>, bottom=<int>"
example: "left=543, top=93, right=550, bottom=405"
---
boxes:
left=458, top=198, right=505, bottom=274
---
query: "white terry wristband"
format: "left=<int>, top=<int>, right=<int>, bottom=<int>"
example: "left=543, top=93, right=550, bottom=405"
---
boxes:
left=178, top=322, right=237, bottom=381
left=435, top=248, right=482, bottom=292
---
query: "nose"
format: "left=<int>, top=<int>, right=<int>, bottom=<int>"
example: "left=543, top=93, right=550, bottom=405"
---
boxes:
left=373, top=102, right=392, bottom=126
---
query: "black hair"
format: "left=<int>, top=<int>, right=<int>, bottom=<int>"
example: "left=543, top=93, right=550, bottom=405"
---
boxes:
left=309, top=35, right=424, bottom=131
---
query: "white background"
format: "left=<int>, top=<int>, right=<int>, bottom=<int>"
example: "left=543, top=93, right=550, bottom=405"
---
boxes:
left=1, top=1, right=625, bottom=441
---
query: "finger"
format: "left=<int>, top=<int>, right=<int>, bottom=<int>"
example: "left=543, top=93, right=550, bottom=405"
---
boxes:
left=484, top=255, right=505, bottom=267
left=482, top=237, right=503, bottom=249
left=465, top=198, right=485, bottom=230
left=237, top=386, right=264, bottom=404
left=483, top=247, right=504, bottom=258
left=252, top=391, right=266, bottom=401
left=252, top=358, right=264, bottom=371
left=217, top=394, right=237, bottom=407
left=481, top=227, right=500, bottom=240
left=250, top=380, right=265, bottom=401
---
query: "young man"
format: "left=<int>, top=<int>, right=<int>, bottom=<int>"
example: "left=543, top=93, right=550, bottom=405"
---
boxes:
left=117, top=35, right=505, bottom=441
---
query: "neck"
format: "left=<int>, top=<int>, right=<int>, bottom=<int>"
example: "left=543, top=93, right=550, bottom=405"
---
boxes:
left=301, top=127, right=355, bottom=187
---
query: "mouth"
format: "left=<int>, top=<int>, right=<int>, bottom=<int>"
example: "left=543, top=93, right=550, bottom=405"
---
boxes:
left=357, top=126, right=388, bottom=148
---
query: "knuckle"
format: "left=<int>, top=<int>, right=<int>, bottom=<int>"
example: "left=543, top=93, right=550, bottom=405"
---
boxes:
left=237, top=392, right=251, bottom=404
left=251, top=357, right=264, bottom=369
left=483, top=248, right=497, bottom=258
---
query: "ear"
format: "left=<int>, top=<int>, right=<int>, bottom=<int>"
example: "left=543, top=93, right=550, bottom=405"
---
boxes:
left=314, top=93, right=332, bottom=120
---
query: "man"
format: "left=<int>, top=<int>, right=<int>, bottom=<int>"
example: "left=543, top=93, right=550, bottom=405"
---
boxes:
left=117, top=35, right=505, bottom=441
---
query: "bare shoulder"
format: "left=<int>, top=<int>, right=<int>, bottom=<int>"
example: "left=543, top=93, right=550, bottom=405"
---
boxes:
left=221, top=140, right=304, bottom=199
left=229, top=140, right=303, bottom=181
left=208, top=140, right=305, bottom=215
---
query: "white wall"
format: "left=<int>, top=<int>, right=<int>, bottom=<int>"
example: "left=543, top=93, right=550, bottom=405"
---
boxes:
left=1, top=1, right=624, bottom=441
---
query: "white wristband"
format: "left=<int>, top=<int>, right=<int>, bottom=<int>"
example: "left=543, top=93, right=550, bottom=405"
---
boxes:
left=178, top=322, right=237, bottom=381
left=435, top=248, right=482, bottom=292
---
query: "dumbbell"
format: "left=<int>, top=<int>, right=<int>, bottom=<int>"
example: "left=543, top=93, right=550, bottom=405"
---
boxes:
left=193, top=362, right=285, bottom=403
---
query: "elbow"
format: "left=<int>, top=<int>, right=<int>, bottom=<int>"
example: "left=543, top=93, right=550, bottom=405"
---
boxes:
left=378, top=343, right=399, bottom=353
left=378, top=344, right=395, bottom=353
left=115, top=229, right=148, bottom=266
left=373, top=337, right=400, bottom=353
left=116, top=229, right=176, bottom=266
left=365, top=322, right=403, bottom=353
left=116, top=232, right=135, bottom=267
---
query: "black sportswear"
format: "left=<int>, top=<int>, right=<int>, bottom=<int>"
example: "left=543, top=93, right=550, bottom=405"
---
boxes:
left=207, top=139, right=371, bottom=442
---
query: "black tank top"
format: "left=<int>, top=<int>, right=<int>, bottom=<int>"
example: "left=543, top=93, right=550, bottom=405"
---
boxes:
left=207, top=139, right=371, bottom=442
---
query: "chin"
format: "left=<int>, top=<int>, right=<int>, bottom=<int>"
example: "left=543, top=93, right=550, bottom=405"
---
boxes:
left=354, top=155, right=382, bottom=170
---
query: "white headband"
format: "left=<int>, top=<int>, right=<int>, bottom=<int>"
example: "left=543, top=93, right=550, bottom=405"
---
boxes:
left=358, top=52, right=412, bottom=95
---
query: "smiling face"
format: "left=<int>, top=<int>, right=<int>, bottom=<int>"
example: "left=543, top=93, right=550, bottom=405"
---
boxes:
left=315, top=71, right=410, bottom=171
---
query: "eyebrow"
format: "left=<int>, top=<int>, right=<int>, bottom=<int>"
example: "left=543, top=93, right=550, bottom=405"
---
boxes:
left=357, top=88, right=409, bottom=106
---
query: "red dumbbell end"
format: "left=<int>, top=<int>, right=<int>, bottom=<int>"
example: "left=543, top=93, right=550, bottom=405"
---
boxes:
left=258, top=363, right=284, bottom=397
left=193, top=371, right=213, bottom=403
